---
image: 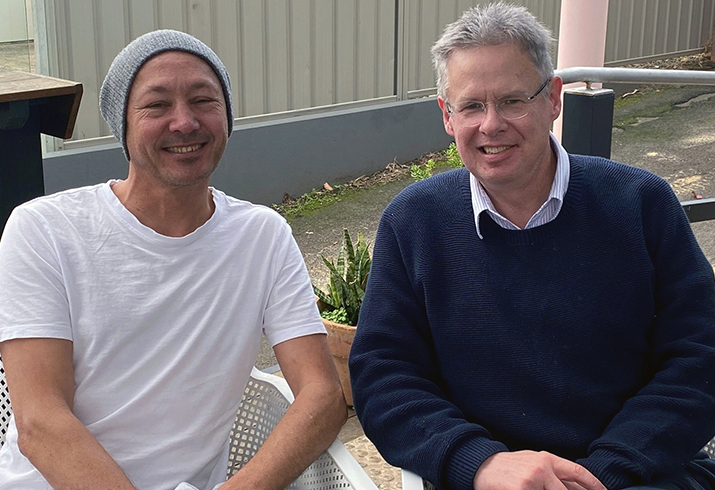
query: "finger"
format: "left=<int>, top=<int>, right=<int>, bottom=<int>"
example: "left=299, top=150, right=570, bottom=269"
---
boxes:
left=552, top=459, right=606, bottom=490
left=563, top=481, right=591, bottom=490
left=543, top=473, right=571, bottom=490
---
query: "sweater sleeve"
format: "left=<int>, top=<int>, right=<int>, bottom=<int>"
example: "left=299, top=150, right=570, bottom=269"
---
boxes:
left=577, top=177, right=715, bottom=489
left=349, top=213, right=507, bottom=490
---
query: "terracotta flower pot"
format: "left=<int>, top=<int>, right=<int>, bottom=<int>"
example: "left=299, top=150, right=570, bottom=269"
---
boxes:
left=322, top=318, right=357, bottom=406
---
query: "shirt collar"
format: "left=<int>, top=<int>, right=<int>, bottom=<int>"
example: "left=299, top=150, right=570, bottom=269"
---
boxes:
left=470, top=132, right=570, bottom=239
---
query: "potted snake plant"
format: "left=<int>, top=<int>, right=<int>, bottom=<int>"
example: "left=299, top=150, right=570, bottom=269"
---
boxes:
left=313, top=229, right=371, bottom=406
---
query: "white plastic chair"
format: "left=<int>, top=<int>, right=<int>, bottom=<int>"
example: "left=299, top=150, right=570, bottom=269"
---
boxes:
left=0, top=360, right=377, bottom=490
left=402, top=468, right=434, bottom=490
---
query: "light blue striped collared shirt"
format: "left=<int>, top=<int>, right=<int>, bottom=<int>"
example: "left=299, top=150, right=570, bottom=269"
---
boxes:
left=470, top=132, right=570, bottom=239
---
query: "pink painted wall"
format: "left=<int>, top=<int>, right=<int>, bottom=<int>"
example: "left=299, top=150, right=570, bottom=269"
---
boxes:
left=553, top=0, right=609, bottom=141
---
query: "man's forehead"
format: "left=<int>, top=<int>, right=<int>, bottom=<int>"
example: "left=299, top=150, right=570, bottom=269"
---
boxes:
left=445, top=45, right=539, bottom=93
left=131, top=51, right=222, bottom=93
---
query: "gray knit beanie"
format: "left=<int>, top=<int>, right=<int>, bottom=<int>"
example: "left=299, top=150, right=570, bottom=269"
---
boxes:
left=99, top=29, right=233, bottom=160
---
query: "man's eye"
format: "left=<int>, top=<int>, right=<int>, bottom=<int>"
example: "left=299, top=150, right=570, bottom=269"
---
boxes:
left=146, top=102, right=168, bottom=109
left=501, top=98, right=525, bottom=107
left=460, top=102, right=483, bottom=112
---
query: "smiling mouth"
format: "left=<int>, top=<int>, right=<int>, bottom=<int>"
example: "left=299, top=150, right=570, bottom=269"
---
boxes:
left=165, top=144, right=203, bottom=154
left=480, top=145, right=512, bottom=154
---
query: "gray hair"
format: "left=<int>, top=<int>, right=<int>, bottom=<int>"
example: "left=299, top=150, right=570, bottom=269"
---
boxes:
left=431, top=2, right=555, bottom=99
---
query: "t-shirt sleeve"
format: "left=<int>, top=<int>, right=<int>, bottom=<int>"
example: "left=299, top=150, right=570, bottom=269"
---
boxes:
left=261, top=221, right=325, bottom=347
left=0, top=206, right=73, bottom=343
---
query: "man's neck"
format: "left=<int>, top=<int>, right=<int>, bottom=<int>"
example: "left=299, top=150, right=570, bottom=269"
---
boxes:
left=111, top=178, right=215, bottom=237
left=483, top=149, right=558, bottom=229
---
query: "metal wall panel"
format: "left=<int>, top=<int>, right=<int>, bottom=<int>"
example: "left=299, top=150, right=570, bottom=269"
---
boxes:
left=33, top=0, right=714, bottom=147
left=36, top=0, right=396, bottom=143
left=605, top=0, right=714, bottom=64
left=404, top=0, right=563, bottom=96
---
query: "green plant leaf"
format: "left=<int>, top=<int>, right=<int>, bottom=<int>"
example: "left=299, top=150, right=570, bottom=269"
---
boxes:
left=316, top=229, right=373, bottom=326
left=322, top=307, right=349, bottom=324
left=313, top=285, right=337, bottom=309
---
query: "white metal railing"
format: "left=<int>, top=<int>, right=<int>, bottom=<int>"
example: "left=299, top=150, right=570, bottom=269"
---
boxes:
left=557, top=67, right=715, bottom=87
left=557, top=66, right=715, bottom=223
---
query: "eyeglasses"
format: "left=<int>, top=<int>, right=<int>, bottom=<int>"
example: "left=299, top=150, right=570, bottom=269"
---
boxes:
left=445, top=78, right=551, bottom=124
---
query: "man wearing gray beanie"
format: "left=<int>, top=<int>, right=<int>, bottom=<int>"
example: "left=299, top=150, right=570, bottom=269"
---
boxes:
left=0, top=29, right=345, bottom=490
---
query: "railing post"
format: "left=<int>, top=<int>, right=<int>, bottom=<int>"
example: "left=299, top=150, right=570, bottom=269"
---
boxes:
left=561, top=87, right=615, bottom=159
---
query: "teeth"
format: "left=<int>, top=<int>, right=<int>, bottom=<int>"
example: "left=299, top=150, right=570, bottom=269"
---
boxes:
left=482, top=146, right=510, bottom=154
left=166, top=144, right=201, bottom=153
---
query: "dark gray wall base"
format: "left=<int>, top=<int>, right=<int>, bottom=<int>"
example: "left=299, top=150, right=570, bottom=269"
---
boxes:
left=43, top=98, right=453, bottom=206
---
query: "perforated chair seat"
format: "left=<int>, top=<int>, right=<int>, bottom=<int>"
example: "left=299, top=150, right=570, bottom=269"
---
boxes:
left=0, top=362, right=376, bottom=489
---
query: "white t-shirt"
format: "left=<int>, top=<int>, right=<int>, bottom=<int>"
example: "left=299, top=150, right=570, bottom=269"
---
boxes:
left=0, top=182, right=325, bottom=490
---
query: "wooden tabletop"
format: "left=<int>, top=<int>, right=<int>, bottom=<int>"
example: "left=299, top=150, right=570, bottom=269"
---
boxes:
left=0, top=71, right=81, bottom=103
left=0, top=71, right=83, bottom=139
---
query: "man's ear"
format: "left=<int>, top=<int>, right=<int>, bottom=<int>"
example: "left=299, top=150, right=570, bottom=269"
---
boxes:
left=548, top=76, right=563, bottom=122
left=437, top=97, right=455, bottom=137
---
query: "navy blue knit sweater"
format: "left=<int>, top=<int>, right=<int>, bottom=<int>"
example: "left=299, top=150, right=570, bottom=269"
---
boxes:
left=350, top=155, right=715, bottom=490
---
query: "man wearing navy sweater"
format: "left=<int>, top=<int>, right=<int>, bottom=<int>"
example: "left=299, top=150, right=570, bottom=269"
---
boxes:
left=349, top=4, right=715, bottom=490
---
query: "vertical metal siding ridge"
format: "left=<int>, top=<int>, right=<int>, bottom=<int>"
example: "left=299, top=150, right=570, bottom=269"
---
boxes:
left=262, top=0, right=269, bottom=114
left=374, top=0, right=381, bottom=98
left=663, top=0, right=670, bottom=53
left=92, top=0, right=103, bottom=136
left=651, top=0, right=660, bottom=56
left=638, top=1, right=647, bottom=58
left=333, top=0, right=338, bottom=105
left=415, top=0, right=423, bottom=93
left=393, top=0, right=404, bottom=99
left=685, top=0, right=694, bottom=47
left=310, top=0, right=316, bottom=108
left=286, top=0, right=293, bottom=111
left=627, top=0, right=634, bottom=58
left=353, top=0, right=359, bottom=100
left=708, top=0, right=714, bottom=44
left=611, top=1, right=621, bottom=61
left=697, top=0, right=707, bottom=44
left=674, top=0, right=682, bottom=52
left=236, top=0, right=245, bottom=118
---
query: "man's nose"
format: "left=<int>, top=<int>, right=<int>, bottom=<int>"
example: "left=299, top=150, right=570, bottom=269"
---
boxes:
left=479, top=102, right=507, bottom=135
left=169, top=102, right=200, bottom=133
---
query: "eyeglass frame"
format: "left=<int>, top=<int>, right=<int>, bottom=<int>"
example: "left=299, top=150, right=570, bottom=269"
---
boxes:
left=444, top=77, right=552, bottom=123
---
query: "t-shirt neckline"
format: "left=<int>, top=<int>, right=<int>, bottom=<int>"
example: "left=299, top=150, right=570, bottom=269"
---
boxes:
left=100, top=180, right=222, bottom=246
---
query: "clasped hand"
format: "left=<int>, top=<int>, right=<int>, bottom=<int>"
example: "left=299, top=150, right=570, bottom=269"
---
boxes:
left=473, top=450, right=606, bottom=490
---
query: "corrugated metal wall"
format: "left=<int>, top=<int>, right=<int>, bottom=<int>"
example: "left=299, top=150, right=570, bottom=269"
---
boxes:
left=605, top=0, right=713, bottom=64
left=34, top=0, right=714, bottom=147
left=403, top=0, right=562, bottom=96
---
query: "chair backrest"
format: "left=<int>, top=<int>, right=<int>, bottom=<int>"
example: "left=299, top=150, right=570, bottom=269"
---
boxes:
left=231, top=368, right=377, bottom=489
left=0, top=359, right=10, bottom=447
left=0, top=361, right=377, bottom=489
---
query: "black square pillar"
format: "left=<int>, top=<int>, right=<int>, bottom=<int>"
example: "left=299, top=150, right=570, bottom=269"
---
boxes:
left=561, top=87, right=615, bottom=159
